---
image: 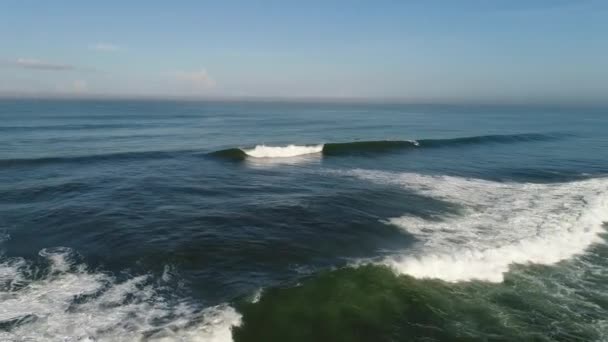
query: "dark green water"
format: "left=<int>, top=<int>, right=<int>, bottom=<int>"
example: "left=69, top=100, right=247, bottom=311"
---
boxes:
left=0, top=99, right=607, bottom=341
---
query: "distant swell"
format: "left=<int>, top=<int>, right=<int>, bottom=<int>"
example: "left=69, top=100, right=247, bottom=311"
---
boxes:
left=417, top=132, right=560, bottom=147
left=209, top=133, right=564, bottom=160
left=0, top=150, right=190, bottom=168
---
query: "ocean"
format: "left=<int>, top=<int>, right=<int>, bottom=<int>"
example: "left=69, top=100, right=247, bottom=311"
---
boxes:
left=1, top=99, right=607, bottom=341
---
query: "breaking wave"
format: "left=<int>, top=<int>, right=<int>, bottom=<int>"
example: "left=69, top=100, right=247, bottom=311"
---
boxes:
left=342, top=170, right=608, bottom=283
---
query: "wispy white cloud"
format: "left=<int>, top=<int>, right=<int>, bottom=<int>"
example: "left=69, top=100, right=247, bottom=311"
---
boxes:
left=89, top=43, right=120, bottom=52
left=171, top=69, right=216, bottom=89
left=8, top=58, right=75, bottom=71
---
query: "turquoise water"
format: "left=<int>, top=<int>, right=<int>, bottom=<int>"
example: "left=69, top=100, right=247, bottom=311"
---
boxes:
left=1, top=99, right=607, bottom=341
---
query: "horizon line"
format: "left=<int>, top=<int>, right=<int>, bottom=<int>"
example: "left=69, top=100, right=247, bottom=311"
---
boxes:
left=0, top=92, right=606, bottom=109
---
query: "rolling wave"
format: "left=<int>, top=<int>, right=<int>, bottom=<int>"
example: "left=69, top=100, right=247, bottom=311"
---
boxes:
left=0, top=133, right=563, bottom=167
left=209, top=133, right=563, bottom=160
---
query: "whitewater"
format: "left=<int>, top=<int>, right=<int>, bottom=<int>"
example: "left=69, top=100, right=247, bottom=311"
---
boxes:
left=343, top=170, right=608, bottom=282
left=242, top=144, right=324, bottom=158
left=0, top=247, right=242, bottom=342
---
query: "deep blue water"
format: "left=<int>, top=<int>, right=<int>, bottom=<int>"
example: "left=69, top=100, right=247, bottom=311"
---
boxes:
left=1, top=99, right=607, bottom=341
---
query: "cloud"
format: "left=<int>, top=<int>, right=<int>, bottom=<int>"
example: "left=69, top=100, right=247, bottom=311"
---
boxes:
left=9, top=58, right=75, bottom=71
left=171, top=69, right=216, bottom=89
left=89, top=43, right=120, bottom=52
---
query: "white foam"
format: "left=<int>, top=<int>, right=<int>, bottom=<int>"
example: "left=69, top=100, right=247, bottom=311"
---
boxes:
left=243, top=144, right=324, bottom=158
left=250, top=288, right=263, bottom=303
left=0, top=248, right=241, bottom=342
left=343, top=170, right=608, bottom=283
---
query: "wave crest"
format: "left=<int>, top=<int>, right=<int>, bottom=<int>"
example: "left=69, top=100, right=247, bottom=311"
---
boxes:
left=243, top=144, right=324, bottom=158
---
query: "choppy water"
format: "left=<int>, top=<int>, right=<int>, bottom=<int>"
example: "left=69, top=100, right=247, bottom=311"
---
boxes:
left=1, top=99, right=607, bottom=341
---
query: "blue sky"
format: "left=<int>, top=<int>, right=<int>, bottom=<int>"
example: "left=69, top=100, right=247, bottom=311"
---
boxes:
left=1, top=0, right=607, bottom=104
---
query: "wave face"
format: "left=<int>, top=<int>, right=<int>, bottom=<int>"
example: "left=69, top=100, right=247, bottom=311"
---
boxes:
left=325, top=133, right=558, bottom=154
left=322, top=140, right=419, bottom=155
left=0, top=247, right=241, bottom=342
left=207, top=148, right=248, bottom=160
left=208, top=133, right=562, bottom=160
left=343, top=170, right=608, bottom=282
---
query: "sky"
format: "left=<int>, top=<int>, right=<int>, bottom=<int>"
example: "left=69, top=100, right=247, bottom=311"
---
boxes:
left=1, top=0, right=607, bottom=105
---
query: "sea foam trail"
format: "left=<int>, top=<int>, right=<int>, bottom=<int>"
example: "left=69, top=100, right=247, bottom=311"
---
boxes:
left=343, top=170, right=608, bottom=283
left=0, top=247, right=241, bottom=342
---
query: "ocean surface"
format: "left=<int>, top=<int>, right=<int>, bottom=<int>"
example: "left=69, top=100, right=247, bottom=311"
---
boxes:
left=1, top=99, right=607, bottom=341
